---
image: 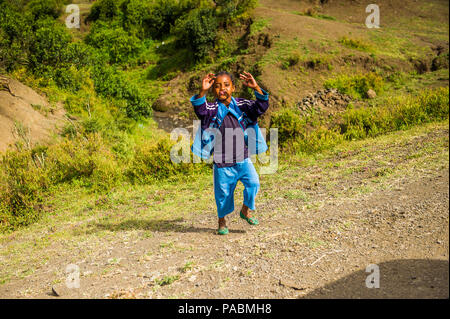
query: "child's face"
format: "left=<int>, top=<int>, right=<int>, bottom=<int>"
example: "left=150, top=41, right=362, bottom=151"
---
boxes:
left=212, top=75, right=235, bottom=103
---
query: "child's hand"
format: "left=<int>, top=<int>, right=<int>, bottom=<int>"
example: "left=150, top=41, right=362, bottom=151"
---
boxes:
left=240, top=71, right=263, bottom=95
left=202, top=73, right=216, bottom=91
left=239, top=71, right=258, bottom=89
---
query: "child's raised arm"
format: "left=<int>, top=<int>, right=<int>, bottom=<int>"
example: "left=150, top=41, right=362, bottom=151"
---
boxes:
left=238, top=71, right=269, bottom=121
left=191, top=73, right=216, bottom=119
left=198, top=73, right=216, bottom=98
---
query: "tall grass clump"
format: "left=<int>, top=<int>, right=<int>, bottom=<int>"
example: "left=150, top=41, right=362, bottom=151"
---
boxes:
left=324, top=72, right=385, bottom=99
left=271, top=87, right=449, bottom=153
left=128, top=137, right=209, bottom=184
left=338, top=36, right=373, bottom=52
left=0, top=149, right=50, bottom=232
left=341, top=86, right=449, bottom=140
left=270, top=108, right=343, bottom=154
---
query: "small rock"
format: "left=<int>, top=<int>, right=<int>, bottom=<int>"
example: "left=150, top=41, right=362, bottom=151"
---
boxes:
left=367, top=89, right=377, bottom=99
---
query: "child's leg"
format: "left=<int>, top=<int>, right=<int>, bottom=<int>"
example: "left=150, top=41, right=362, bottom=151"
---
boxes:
left=213, top=165, right=239, bottom=226
left=238, top=159, right=260, bottom=218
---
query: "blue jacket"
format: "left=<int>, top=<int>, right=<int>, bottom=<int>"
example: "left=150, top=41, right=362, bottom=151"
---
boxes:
left=190, top=89, right=270, bottom=159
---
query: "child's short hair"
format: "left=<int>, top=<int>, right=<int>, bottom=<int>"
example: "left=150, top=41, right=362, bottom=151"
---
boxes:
left=215, top=71, right=235, bottom=85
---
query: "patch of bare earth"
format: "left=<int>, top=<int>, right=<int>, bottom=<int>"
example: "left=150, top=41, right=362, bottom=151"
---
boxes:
left=0, top=76, right=66, bottom=152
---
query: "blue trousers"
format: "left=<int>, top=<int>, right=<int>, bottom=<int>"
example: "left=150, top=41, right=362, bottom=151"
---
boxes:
left=213, top=158, right=260, bottom=218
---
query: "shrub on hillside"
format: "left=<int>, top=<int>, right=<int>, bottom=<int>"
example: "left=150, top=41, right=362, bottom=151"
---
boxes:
left=25, top=0, right=63, bottom=22
left=46, top=133, right=122, bottom=191
left=271, top=87, right=449, bottom=153
left=86, top=0, right=120, bottom=23
left=214, top=0, right=257, bottom=22
left=341, top=86, right=450, bottom=140
left=91, top=65, right=152, bottom=120
left=173, top=8, right=219, bottom=61
left=0, top=149, right=49, bottom=232
left=85, top=21, right=143, bottom=64
left=0, top=2, right=33, bottom=71
left=324, top=72, right=385, bottom=99
left=128, top=137, right=208, bottom=184
left=29, top=18, right=72, bottom=74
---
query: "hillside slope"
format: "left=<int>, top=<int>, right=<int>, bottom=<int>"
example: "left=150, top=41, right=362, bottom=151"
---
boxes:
left=0, top=76, right=66, bottom=153
left=154, top=0, right=449, bottom=130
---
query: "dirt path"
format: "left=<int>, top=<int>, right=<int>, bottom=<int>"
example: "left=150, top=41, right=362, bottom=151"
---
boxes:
left=0, top=124, right=448, bottom=299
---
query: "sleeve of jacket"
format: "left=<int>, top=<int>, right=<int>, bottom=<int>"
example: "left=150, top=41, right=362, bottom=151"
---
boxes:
left=238, top=88, right=270, bottom=122
left=190, top=94, right=209, bottom=119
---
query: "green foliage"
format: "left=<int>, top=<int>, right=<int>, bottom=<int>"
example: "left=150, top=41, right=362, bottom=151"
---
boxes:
left=46, top=133, right=122, bottom=191
left=29, top=18, right=72, bottom=74
left=92, top=65, right=152, bottom=120
left=341, top=87, right=449, bottom=140
left=324, top=72, right=385, bottom=99
left=85, top=21, right=143, bottom=64
left=339, top=36, right=372, bottom=52
left=0, top=149, right=49, bottom=232
left=214, top=0, right=258, bottom=22
left=269, top=108, right=304, bottom=147
left=54, top=65, right=93, bottom=93
left=249, top=17, right=270, bottom=36
left=173, top=8, right=219, bottom=61
left=128, top=138, right=207, bottom=184
left=25, top=0, right=63, bottom=22
left=86, top=0, right=120, bottom=23
left=271, top=87, right=449, bottom=153
left=0, top=2, right=33, bottom=71
left=140, top=0, right=189, bottom=39
left=120, top=0, right=152, bottom=38
left=270, top=109, right=343, bottom=154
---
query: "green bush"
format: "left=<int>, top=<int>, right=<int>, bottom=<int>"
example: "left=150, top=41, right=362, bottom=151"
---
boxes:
left=270, top=108, right=343, bottom=154
left=29, top=18, right=72, bottom=74
left=324, top=72, right=385, bottom=99
left=271, top=87, right=449, bottom=153
left=54, top=65, right=92, bottom=93
left=214, top=0, right=258, bottom=22
left=86, top=0, right=120, bottom=23
left=140, top=0, right=188, bottom=39
left=269, top=108, right=304, bottom=147
left=92, top=65, right=152, bottom=120
left=120, top=0, right=152, bottom=38
left=25, top=0, right=63, bottom=22
left=173, top=8, right=219, bottom=61
left=85, top=21, right=143, bottom=64
left=46, top=133, right=122, bottom=191
left=341, top=86, right=449, bottom=140
left=128, top=137, right=207, bottom=184
left=0, top=2, right=33, bottom=71
left=0, top=149, right=49, bottom=232
left=66, top=41, right=100, bottom=68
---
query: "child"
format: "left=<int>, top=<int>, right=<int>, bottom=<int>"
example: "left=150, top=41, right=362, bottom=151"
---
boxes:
left=190, top=71, right=270, bottom=235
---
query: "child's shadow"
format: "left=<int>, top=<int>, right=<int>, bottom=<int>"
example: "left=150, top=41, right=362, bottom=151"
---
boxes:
left=91, top=217, right=246, bottom=234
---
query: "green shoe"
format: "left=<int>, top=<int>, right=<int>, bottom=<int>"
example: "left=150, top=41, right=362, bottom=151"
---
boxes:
left=240, top=211, right=259, bottom=225
left=218, top=227, right=229, bottom=235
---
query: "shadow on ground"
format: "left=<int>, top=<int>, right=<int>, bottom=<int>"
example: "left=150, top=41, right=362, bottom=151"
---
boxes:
left=301, top=259, right=449, bottom=299
left=85, top=218, right=246, bottom=234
